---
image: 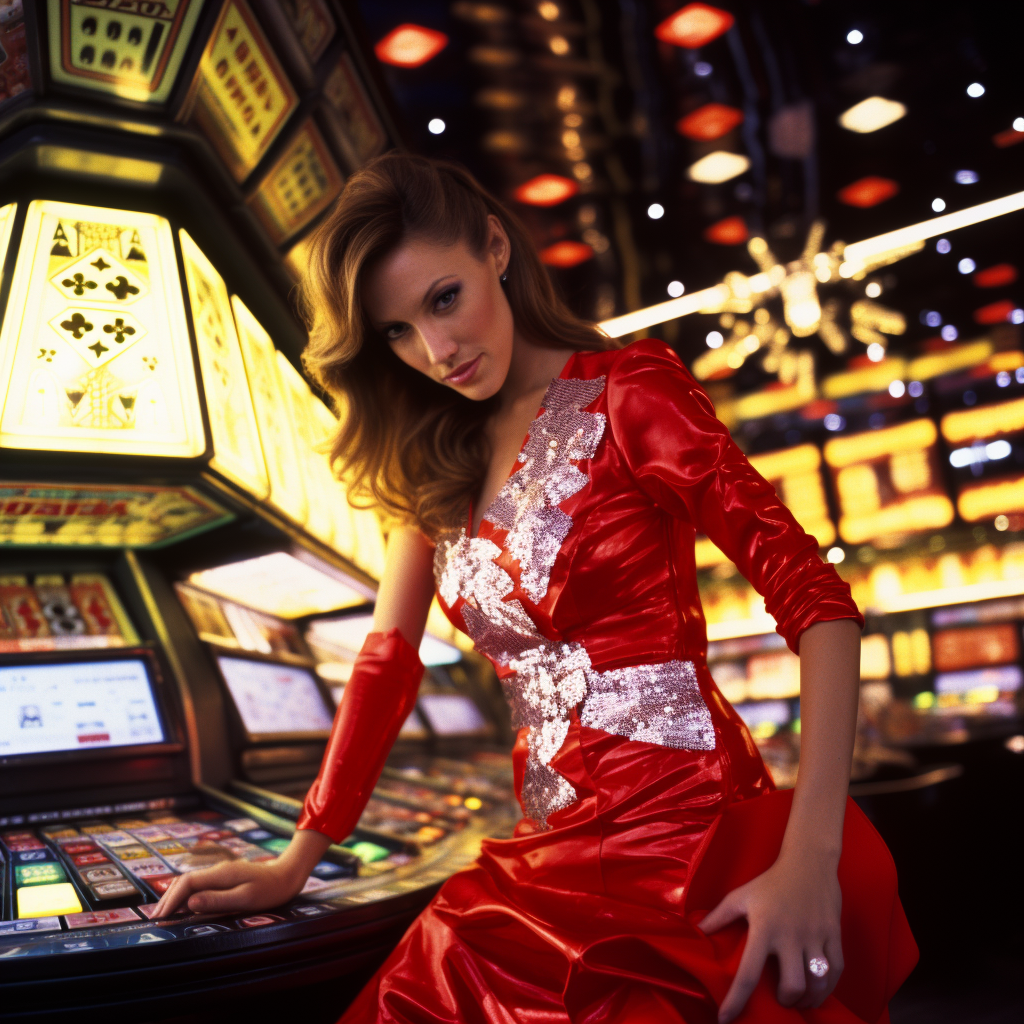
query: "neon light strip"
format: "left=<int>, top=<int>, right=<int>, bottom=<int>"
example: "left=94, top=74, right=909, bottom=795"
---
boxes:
left=868, top=578, right=1024, bottom=615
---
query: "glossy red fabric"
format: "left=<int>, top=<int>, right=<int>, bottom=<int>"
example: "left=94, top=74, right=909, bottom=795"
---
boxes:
left=337, top=341, right=912, bottom=1021
left=298, top=629, right=423, bottom=843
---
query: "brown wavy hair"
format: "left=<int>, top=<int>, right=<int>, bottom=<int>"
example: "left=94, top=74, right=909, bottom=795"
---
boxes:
left=299, top=152, right=612, bottom=539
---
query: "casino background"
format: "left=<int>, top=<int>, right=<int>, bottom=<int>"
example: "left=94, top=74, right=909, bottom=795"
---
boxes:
left=0, top=2, right=1020, bottom=1022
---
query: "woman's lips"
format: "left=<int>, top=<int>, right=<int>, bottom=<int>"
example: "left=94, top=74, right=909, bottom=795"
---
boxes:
left=444, top=354, right=482, bottom=385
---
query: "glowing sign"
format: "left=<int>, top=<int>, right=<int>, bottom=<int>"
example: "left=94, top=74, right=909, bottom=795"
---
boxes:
left=823, top=420, right=953, bottom=543
left=248, top=121, right=345, bottom=244
left=179, top=231, right=269, bottom=499
left=0, top=203, right=16, bottom=275
left=230, top=298, right=308, bottom=527
left=958, top=473, right=1024, bottom=522
left=748, top=445, right=835, bottom=547
left=48, top=0, right=204, bottom=104
left=181, top=0, right=298, bottom=181
left=322, top=52, right=386, bottom=169
left=0, top=482, right=231, bottom=548
left=942, top=396, right=1024, bottom=444
left=0, top=201, right=205, bottom=458
left=280, top=0, right=335, bottom=62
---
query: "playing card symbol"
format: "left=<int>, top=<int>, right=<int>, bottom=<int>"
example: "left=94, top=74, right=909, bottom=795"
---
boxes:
left=62, top=273, right=97, bottom=296
left=37, top=348, right=56, bottom=362
left=106, top=275, right=140, bottom=301
left=88, top=340, right=109, bottom=359
left=103, top=318, right=135, bottom=344
left=142, top=356, right=158, bottom=371
left=61, top=312, right=93, bottom=339
left=92, top=257, right=110, bottom=271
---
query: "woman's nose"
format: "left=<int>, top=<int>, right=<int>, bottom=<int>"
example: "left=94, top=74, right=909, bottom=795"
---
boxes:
left=420, top=328, right=459, bottom=366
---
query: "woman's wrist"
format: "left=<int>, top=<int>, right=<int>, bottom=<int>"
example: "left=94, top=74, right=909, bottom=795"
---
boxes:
left=274, top=827, right=334, bottom=888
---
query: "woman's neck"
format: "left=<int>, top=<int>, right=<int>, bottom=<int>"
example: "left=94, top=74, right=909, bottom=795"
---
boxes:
left=498, top=331, right=575, bottom=413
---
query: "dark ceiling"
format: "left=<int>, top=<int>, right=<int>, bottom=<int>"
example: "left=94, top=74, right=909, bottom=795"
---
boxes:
left=353, top=0, right=1023, bottom=395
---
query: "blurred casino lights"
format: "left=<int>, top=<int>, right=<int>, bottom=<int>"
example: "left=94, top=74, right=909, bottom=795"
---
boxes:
left=839, top=97, right=907, bottom=134
left=539, top=240, right=594, bottom=268
left=704, top=216, right=749, bottom=245
left=974, top=264, right=1018, bottom=288
left=374, top=24, right=449, bottom=68
left=688, top=151, right=751, bottom=183
left=512, top=174, right=578, bottom=207
left=655, top=4, right=735, bottom=49
left=675, top=103, right=744, bottom=141
left=838, top=176, right=900, bottom=208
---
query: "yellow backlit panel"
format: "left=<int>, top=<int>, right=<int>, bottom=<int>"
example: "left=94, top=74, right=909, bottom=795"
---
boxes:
left=183, top=0, right=298, bottom=182
left=749, top=444, right=835, bottom=547
left=821, top=359, right=906, bottom=400
left=189, top=551, right=366, bottom=618
left=823, top=421, right=951, bottom=543
left=179, top=231, right=269, bottom=499
left=860, top=634, right=891, bottom=680
left=0, top=202, right=16, bottom=273
left=231, top=297, right=308, bottom=525
left=942, top=397, right=1024, bottom=444
left=276, top=352, right=335, bottom=546
left=17, top=882, right=82, bottom=919
left=958, top=473, right=1024, bottom=522
left=907, top=340, right=992, bottom=382
left=0, top=201, right=204, bottom=457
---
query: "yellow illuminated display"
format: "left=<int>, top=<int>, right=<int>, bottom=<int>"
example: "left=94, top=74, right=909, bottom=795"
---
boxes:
left=0, top=482, right=231, bottom=549
left=307, top=394, right=356, bottom=554
left=748, top=444, right=835, bottom=547
left=821, top=359, right=907, bottom=400
left=907, top=340, right=992, bottom=383
left=231, top=297, right=308, bottom=525
left=322, top=52, right=387, bottom=168
left=182, top=0, right=298, bottom=181
left=0, top=201, right=204, bottom=457
left=942, top=396, right=1024, bottom=444
left=17, top=882, right=83, bottom=919
left=48, top=0, right=204, bottom=104
left=824, top=420, right=953, bottom=543
left=958, top=474, right=1024, bottom=522
left=0, top=202, right=16, bottom=275
left=249, top=121, right=345, bottom=244
left=179, top=231, right=269, bottom=500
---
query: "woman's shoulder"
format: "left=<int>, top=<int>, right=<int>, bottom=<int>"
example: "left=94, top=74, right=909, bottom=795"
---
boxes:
left=570, top=337, right=687, bottom=385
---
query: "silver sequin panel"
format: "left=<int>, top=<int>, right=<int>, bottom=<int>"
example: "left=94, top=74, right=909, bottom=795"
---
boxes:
left=433, top=376, right=714, bottom=828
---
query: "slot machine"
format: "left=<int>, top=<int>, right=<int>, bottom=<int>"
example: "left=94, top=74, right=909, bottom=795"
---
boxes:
left=0, top=3, right=518, bottom=1018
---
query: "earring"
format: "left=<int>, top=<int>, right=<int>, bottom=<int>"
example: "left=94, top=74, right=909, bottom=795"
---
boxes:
left=500, top=272, right=508, bottom=284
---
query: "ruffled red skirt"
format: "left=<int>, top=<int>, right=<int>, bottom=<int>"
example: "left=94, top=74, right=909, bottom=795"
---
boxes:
left=341, top=702, right=917, bottom=1023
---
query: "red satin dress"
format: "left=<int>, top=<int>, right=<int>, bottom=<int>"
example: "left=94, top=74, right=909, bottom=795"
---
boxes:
left=339, top=339, right=917, bottom=1023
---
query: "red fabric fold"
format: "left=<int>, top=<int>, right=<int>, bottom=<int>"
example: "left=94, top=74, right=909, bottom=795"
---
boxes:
left=297, top=628, right=423, bottom=843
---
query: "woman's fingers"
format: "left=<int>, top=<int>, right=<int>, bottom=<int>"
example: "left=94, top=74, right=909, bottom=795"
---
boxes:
left=697, top=890, right=746, bottom=935
left=186, top=883, right=256, bottom=915
left=776, top=943, right=808, bottom=1007
left=717, top=932, right=768, bottom=1023
left=152, top=861, right=247, bottom=918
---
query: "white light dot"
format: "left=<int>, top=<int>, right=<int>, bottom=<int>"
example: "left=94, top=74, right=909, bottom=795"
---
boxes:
left=694, top=61, right=712, bottom=77
left=1014, top=117, right=1024, bottom=132
left=908, top=380, right=924, bottom=397
left=966, top=82, right=985, bottom=98
left=889, top=379, right=906, bottom=398
left=941, top=324, right=958, bottom=341
left=428, top=118, right=446, bottom=134
left=936, top=238, right=951, bottom=254
left=931, top=197, right=946, bottom=212
left=827, top=546, right=846, bottom=564
left=997, top=371, right=1011, bottom=387
left=647, top=203, right=665, bottom=220
left=995, top=515, right=1011, bottom=533
left=866, top=342, right=885, bottom=362
left=865, top=281, right=881, bottom=298
left=955, top=169, right=978, bottom=185
left=667, top=280, right=685, bottom=297
left=824, top=413, right=845, bottom=431
left=924, top=310, right=942, bottom=327
left=1012, top=309, right=1024, bottom=325
left=706, top=330, right=724, bottom=349
left=958, top=257, right=976, bottom=274
left=847, top=29, right=863, bottom=44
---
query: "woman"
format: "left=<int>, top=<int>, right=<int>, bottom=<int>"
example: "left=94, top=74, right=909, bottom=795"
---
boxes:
left=155, top=154, right=916, bottom=1022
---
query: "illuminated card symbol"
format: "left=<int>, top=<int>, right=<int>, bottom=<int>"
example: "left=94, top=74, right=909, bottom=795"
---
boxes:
left=91, top=257, right=110, bottom=271
left=142, top=356, right=158, bottom=371
left=88, top=340, right=109, bottom=359
left=61, top=312, right=93, bottom=339
left=66, top=388, right=85, bottom=408
left=105, top=276, right=139, bottom=301
left=37, top=348, right=56, bottom=362
left=62, top=273, right=97, bottom=296
left=51, top=223, right=73, bottom=257
left=126, top=230, right=146, bottom=261
left=103, top=318, right=135, bottom=344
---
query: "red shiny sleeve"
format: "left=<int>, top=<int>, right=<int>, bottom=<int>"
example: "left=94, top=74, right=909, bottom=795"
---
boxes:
left=297, top=628, right=423, bottom=843
left=605, top=339, right=863, bottom=653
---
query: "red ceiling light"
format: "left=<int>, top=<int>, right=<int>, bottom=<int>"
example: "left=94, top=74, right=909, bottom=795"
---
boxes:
left=993, top=126, right=1024, bottom=149
left=676, top=103, right=744, bottom=141
left=974, top=299, right=1017, bottom=325
left=836, top=176, right=899, bottom=208
left=655, top=4, right=735, bottom=48
left=513, top=174, right=579, bottom=207
left=540, top=241, right=594, bottom=268
left=973, top=263, right=1018, bottom=289
left=374, top=24, right=449, bottom=68
left=704, top=216, right=748, bottom=245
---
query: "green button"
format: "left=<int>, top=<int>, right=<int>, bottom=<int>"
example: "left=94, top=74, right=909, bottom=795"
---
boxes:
left=16, top=862, right=66, bottom=886
left=259, top=837, right=289, bottom=854
left=344, top=841, right=390, bottom=864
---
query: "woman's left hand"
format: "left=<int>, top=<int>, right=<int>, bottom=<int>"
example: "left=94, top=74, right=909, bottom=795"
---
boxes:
left=697, top=849, right=844, bottom=1023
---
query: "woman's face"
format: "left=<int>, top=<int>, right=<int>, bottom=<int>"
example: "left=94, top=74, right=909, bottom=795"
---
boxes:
left=362, top=216, right=514, bottom=401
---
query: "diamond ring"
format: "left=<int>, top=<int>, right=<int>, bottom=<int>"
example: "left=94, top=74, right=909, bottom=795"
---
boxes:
left=808, top=957, right=829, bottom=979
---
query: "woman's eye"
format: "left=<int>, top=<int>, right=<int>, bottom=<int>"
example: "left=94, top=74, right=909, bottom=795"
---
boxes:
left=385, top=324, right=406, bottom=341
left=435, top=287, right=458, bottom=310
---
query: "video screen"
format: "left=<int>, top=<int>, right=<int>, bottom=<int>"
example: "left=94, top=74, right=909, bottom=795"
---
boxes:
left=0, top=658, right=164, bottom=756
left=418, top=694, right=489, bottom=736
left=216, top=656, right=335, bottom=737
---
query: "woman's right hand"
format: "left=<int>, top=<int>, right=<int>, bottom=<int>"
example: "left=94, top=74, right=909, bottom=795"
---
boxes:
left=151, top=827, right=333, bottom=919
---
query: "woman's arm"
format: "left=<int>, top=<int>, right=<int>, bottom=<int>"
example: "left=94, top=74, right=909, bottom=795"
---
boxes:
left=153, top=526, right=437, bottom=919
left=700, top=617, right=861, bottom=1022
